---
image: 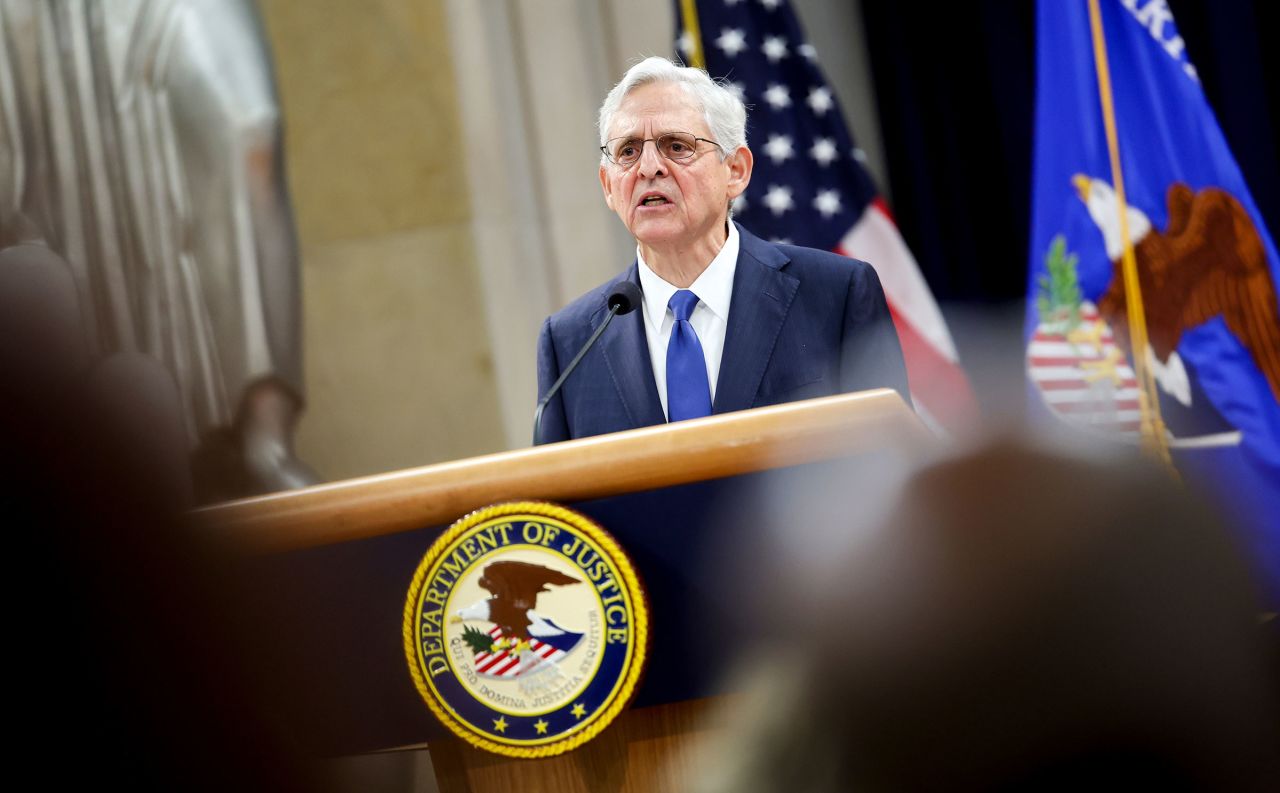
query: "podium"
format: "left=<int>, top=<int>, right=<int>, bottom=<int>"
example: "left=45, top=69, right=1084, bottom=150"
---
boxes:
left=199, top=389, right=927, bottom=792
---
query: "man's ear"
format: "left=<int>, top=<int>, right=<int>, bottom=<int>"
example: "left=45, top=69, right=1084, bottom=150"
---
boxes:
left=599, top=164, right=614, bottom=211
left=726, top=146, right=753, bottom=200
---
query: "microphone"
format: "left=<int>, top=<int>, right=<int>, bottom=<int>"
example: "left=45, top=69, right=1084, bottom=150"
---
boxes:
left=534, top=282, right=642, bottom=445
left=606, top=281, right=642, bottom=315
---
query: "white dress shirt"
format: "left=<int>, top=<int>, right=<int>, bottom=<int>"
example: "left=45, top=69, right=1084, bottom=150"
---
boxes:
left=635, top=222, right=739, bottom=419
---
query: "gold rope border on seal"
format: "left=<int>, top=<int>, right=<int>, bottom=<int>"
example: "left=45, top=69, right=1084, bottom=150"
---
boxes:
left=401, top=501, right=650, bottom=759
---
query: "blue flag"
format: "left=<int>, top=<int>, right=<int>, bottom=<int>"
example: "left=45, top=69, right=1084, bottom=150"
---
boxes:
left=1027, top=0, right=1280, bottom=598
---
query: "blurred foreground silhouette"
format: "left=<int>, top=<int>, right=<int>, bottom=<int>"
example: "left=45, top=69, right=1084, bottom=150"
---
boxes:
left=700, top=436, right=1280, bottom=792
left=7, top=245, right=1276, bottom=788
left=3, top=263, right=332, bottom=791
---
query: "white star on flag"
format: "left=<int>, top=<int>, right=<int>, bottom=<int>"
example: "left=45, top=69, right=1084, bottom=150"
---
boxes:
left=677, top=31, right=694, bottom=57
left=762, top=184, right=794, bottom=216
left=763, top=134, right=795, bottom=164
left=813, top=189, right=842, bottom=218
left=807, top=86, right=833, bottom=115
left=675, top=0, right=978, bottom=433
left=715, top=28, right=747, bottom=57
left=762, top=35, right=788, bottom=62
left=809, top=138, right=838, bottom=167
left=762, top=83, right=791, bottom=109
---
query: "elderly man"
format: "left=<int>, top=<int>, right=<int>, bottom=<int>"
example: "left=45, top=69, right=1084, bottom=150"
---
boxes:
left=535, top=57, right=909, bottom=443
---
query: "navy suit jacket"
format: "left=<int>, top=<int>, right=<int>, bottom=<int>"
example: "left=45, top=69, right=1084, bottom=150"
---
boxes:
left=535, top=224, right=910, bottom=443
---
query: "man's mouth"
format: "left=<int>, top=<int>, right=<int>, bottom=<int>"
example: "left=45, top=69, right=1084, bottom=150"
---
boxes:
left=640, top=195, right=670, bottom=207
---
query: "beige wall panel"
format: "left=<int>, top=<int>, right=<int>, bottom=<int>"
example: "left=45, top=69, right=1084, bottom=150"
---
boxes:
left=262, top=0, right=470, bottom=244
left=443, top=0, right=674, bottom=449
left=444, top=0, right=559, bottom=449
left=601, top=0, right=673, bottom=72
left=509, top=0, right=622, bottom=303
left=261, top=0, right=503, bottom=479
left=295, top=225, right=504, bottom=480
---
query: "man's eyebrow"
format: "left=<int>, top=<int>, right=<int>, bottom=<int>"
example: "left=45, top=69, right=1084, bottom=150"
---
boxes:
left=611, top=130, right=685, bottom=139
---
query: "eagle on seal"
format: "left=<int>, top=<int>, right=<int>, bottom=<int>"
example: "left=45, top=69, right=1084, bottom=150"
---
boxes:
left=1073, top=176, right=1280, bottom=405
left=462, top=560, right=580, bottom=642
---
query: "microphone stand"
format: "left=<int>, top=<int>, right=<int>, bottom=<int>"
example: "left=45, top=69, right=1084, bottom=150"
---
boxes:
left=533, top=304, right=626, bottom=446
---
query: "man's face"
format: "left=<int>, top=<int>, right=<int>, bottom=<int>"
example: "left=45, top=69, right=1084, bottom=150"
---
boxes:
left=599, top=83, right=751, bottom=255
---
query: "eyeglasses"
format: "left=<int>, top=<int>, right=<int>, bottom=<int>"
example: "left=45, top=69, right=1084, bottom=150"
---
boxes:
left=600, top=132, right=723, bottom=166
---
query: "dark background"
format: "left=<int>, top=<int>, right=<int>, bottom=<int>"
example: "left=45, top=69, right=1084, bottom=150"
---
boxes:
left=860, top=0, right=1279, bottom=305
left=856, top=0, right=1279, bottom=407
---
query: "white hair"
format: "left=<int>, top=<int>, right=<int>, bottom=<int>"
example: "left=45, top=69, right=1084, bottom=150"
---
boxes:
left=596, top=56, right=748, bottom=163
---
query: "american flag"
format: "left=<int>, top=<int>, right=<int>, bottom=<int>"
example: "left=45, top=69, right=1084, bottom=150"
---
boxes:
left=675, top=0, right=975, bottom=430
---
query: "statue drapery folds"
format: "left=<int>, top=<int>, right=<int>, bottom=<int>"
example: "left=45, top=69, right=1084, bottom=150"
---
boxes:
left=1, top=0, right=316, bottom=496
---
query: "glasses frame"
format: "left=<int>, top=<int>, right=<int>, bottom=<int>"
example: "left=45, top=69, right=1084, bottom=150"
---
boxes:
left=600, top=132, right=724, bottom=166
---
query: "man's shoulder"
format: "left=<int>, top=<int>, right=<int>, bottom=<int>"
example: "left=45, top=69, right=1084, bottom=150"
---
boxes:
left=738, top=227, right=879, bottom=287
left=543, top=267, right=635, bottom=336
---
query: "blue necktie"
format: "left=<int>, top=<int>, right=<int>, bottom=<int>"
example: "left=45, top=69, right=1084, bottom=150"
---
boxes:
left=666, top=290, right=712, bottom=421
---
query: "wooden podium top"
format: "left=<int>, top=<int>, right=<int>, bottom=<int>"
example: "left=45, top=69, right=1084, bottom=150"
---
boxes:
left=196, top=389, right=927, bottom=553
left=193, top=390, right=927, bottom=789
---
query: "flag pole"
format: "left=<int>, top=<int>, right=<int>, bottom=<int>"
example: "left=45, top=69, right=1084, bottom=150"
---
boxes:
left=679, top=0, right=706, bottom=69
left=1086, top=0, right=1176, bottom=473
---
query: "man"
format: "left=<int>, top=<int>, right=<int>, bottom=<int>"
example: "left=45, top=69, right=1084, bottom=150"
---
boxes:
left=536, top=57, right=908, bottom=443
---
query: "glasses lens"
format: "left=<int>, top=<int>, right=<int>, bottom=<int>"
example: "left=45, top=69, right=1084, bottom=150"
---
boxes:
left=658, top=133, right=698, bottom=160
left=608, top=138, right=642, bottom=165
left=605, top=133, right=703, bottom=164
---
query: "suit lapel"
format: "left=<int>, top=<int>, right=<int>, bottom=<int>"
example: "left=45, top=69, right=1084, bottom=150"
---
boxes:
left=714, top=227, right=799, bottom=414
left=596, top=265, right=666, bottom=428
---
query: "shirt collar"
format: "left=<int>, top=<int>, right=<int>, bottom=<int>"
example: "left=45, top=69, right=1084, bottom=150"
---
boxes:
left=636, top=221, right=739, bottom=326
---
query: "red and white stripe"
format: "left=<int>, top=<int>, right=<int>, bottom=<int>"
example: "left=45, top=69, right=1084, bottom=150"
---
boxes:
left=471, top=626, right=569, bottom=680
left=839, top=198, right=977, bottom=432
left=1026, top=304, right=1143, bottom=437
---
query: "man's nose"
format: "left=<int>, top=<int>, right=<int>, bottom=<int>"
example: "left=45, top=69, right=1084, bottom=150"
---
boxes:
left=636, top=139, right=668, bottom=179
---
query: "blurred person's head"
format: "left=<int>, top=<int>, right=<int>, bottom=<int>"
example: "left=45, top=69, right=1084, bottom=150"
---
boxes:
left=3, top=284, right=330, bottom=791
left=698, top=437, right=1280, bottom=792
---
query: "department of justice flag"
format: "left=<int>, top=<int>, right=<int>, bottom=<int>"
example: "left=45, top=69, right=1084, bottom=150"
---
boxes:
left=1027, top=0, right=1280, bottom=597
left=675, top=0, right=975, bottom=432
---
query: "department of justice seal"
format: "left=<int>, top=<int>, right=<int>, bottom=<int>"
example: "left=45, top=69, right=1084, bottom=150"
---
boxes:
left=403, top=502, right=648, bottom=758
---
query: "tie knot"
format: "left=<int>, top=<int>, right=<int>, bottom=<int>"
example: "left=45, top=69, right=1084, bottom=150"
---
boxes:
left=668, top=289, right=700, bottom=322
